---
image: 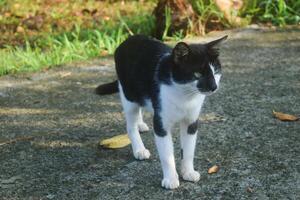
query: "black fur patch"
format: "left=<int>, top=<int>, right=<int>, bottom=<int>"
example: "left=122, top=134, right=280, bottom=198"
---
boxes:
left=181, top=148, right=183, bottom=159
left=153, top=114, right=167, bottom=137
left=187, top=120, right=198, bottom=134
left=114, top=35, right=171, bottom=105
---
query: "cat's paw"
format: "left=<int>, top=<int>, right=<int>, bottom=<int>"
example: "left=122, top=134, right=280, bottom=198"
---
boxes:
left=134, top=149, right=150, bottom=160
left=161, top=177, right=180, bottom=189
left=138, top=122, right=149, bottom=132
left=181, top=170, right=200, bottom=182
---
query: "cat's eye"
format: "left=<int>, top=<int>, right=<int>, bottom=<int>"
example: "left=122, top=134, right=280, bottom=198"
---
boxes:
left=214, top=69, right=221, bottom=75
left=194, top=72, right=202, bottom=79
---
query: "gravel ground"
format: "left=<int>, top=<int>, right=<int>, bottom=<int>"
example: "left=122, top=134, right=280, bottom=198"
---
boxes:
left=0, top=28, right=299, bottom=200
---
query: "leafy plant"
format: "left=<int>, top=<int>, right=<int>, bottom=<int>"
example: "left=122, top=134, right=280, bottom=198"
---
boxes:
left=243, top=0, right=300, bottom=26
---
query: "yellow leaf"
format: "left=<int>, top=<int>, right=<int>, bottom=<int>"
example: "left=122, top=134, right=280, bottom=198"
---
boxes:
left=99, top=134, right=131, bottom=149
left=208, top=165, right=219, bottom=174
left=273, top=110, right=299, bottom=121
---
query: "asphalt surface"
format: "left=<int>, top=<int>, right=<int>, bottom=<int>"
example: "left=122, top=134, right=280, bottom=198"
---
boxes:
left=0, top=28, right=299, bottom=199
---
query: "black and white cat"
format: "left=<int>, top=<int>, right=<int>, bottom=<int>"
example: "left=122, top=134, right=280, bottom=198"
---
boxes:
left=95, top=35, right=227, bottom=189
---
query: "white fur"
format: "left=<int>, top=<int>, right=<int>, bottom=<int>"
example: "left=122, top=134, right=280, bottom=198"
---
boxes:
left=156, top=81, right=204, bottom=188
left=119, top=83, right=150, bottom=160
left=155, top=134, right=179, bottom=189
left=180, top=122, right=200, bottom=182
left=210, top=64, right=222, bottom=88
left=160, top=81, right=205, bottom=127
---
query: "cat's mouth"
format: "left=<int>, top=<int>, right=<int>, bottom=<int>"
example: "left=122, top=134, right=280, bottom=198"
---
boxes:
left=199, top=88, right=218, bottom=96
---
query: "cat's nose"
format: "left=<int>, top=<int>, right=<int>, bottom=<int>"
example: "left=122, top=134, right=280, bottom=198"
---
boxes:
left=211, top=83, right=217, bottom=92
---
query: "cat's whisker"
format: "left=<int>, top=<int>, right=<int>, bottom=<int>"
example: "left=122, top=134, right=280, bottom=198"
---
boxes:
left=184, top=90, right=200, bottom=98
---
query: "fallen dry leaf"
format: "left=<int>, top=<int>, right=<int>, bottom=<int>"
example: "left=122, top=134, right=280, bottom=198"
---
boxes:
left=199, top=113, right=226, bottom=123
left=99, top=134, right=131, bottom=149
left=60, top=72, right=72, bottom=78
left=208, top=165, right=219, bottom=174
left=273, top=110, right=299, bottom=121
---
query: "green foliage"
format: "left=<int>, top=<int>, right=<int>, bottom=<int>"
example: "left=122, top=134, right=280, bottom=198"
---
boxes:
left=243, top=0, right=300, bottom=26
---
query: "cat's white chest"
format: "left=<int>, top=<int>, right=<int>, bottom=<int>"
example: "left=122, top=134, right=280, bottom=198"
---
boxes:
left=160, top=84, right=205, bottom=125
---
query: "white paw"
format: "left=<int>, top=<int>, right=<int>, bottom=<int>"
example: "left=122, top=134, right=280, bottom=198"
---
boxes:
left=161, top=177, right=180, bottom=189
left=181, top=170, right=200, bottom=182
left=134, top=149, right=151, bottom=160
left=138, top=122, right=149, bottom=132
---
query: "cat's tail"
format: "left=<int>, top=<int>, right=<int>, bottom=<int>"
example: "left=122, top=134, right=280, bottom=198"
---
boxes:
left=95, top=80, right=118, bottom=95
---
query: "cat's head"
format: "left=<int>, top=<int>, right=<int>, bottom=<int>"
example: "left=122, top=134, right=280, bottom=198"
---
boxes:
left=171, top=35, right=227, bottom=95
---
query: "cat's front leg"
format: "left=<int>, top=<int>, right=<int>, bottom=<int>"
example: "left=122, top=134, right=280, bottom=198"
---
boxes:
left=154, top=115, right=179, bottom=189
left=180, top=120, right=200, bottom=182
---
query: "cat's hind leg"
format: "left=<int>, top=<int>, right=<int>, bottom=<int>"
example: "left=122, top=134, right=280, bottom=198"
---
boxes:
left=179, top=120, right=200, bottom=182
left=119, top=86, right=150, bottom=160
left=137, top=109, right=149, bottom=132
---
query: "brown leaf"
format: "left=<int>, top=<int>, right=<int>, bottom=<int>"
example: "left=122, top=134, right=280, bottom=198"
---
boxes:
left=199, top=113, right=226, bottom=123
left=273, top=110, right=299, bottom=121
left=208, top=165, right=219, bottom=174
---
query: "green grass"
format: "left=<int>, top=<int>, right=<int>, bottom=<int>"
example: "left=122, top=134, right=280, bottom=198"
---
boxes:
left=0, top=30, right=121, bottom=75
left=243, top=0, right=300, bottom=26
left=0, top=14, right=155, bottom=75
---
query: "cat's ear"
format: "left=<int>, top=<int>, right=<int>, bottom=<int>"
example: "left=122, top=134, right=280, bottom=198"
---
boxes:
left=172, top=42, right=190, bottom=63
left=206, top=35, right=228, bottom=48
